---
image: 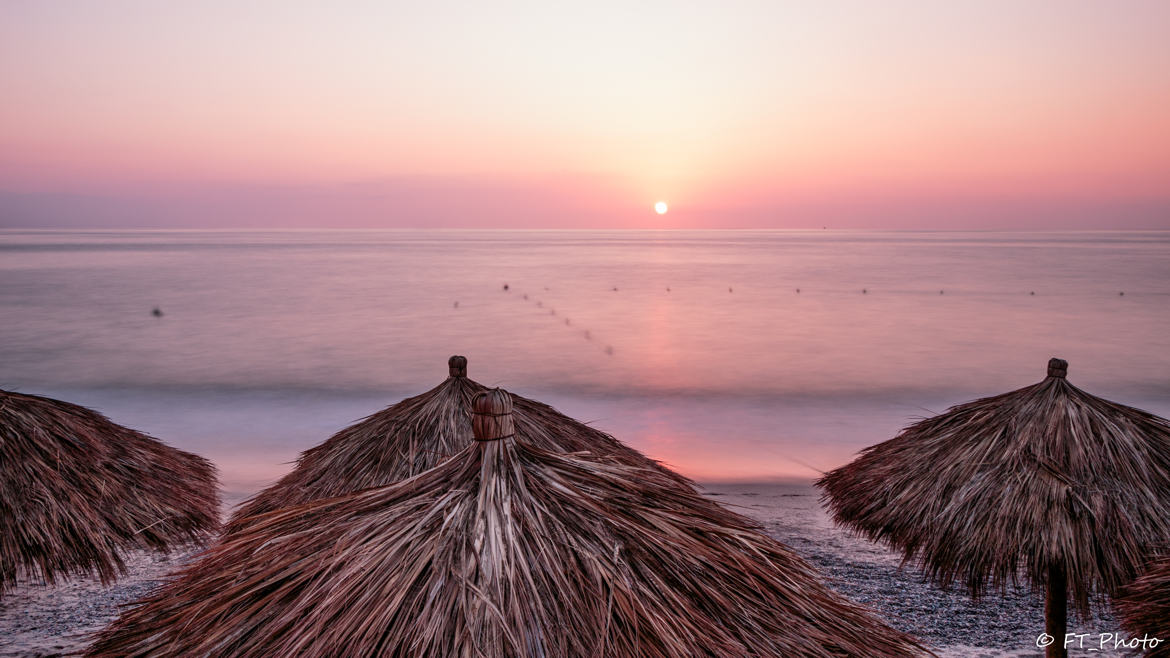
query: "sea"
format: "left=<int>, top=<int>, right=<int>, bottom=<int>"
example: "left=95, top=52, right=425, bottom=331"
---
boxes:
left=2, top=229, right=1168, bottom=505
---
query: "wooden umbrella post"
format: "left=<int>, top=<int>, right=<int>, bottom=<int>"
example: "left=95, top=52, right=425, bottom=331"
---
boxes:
left=818, top=355, right=1170, bottom=658
left=1046, top=564, right=1068, bottom=658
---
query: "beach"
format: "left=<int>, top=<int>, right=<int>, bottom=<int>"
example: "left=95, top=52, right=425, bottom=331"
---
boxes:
left=1, top=229, right=1166, bottom=655
left=0, top=483, right=1137, bottom=657
left=5, top=0, right=1170, bottom=652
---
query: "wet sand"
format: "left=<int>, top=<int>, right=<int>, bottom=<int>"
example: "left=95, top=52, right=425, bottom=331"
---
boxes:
left=0, top=549, right=198, bottom=658
left=0, top=483, right=1139, bottom=657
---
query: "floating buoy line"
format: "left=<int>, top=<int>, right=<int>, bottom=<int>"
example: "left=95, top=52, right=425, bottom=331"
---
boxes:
left=490, top=282, right=1136, bottom=358
left=501, top=283, right=616, bottom=357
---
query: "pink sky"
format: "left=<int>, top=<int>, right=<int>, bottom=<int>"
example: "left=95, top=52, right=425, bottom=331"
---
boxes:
left=2, top=1, right=1169, bottom=229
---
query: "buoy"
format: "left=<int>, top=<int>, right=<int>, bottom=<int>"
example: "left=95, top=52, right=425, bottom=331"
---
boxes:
left=503, top=283, right=509, bottom=291
left=151, top=307, right=164, bottom=318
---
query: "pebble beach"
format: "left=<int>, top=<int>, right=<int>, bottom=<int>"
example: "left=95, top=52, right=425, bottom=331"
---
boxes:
left=0, top=483, right=1139, bottom=657
left=5, top=0, right=1170, bottom=652
left=2, top=230, right=1166, bottom=656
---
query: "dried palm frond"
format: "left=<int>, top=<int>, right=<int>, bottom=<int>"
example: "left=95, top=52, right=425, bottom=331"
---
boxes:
left=818, top=358, right=1170, bottom=656
left=1114, top=556, right=1170, bottom=657
left=227, top=356, right=690, bottom=534
left=1, top=389, right=218, bottom=596
left=90, top=389, right=924, bottom=657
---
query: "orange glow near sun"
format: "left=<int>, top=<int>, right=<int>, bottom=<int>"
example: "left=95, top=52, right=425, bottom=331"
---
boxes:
left=3, top=3, right=1169, bottom=229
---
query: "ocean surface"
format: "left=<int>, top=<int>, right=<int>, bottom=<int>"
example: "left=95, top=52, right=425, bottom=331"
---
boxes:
left=2, top=229, right=1169, bottom=503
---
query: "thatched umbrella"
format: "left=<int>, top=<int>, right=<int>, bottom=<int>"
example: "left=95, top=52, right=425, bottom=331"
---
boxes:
left=0, top=389, right=219, bottom=597
left=1114, top=556, right=1170, bottom=656
left=89, top=388, right=924, bottom=657
left=227, top=355, right=691, bottom=533
left=818, top=358, right=1170, bottom=658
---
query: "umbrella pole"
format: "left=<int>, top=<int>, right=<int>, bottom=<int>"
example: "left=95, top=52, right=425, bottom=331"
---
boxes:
left=1045, top=564, right=1067, bottom=658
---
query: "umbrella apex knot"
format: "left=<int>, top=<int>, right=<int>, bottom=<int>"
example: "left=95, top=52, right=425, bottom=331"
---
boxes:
left=448, top=355, right=468, bottom=378
left=1047, top=358, right=1068, bottom=379
left=472, top=389, right=514, bottom=441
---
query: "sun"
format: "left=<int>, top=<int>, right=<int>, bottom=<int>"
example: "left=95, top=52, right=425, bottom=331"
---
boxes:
left=654, top=201, right=668, bottom=215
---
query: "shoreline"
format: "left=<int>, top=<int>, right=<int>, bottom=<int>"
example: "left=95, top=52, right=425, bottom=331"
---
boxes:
left=704, top=483, right=1137, bottom=658
left=0, top=549, right=198, bottom=658
left=0, top=483, right=1139, bottom=657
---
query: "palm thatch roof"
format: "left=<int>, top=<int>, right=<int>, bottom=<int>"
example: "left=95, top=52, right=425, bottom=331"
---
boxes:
left=227, top=355, right=690, bottom=534
left=817, top=358, right=1170, bottom=657
left=1114, top=556, right=1170, bottom=656
left=1, top=389, right=219, bottom=597
left=90, top=388, right=923, bottom=657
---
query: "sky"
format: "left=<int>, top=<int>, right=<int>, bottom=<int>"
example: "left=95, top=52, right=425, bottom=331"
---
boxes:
left=2, top=1, right=1169, bottom=229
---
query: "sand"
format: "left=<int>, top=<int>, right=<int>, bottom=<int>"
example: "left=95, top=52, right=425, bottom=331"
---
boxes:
left=704, top=483, right=1139, bottom=657
left=0, top=549, right=197, bottom=657
left=0, top=483, right=1143, bottom=657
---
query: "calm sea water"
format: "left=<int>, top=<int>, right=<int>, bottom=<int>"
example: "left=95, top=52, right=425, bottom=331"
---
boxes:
left=2, top=229, right=1168, bottom=501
